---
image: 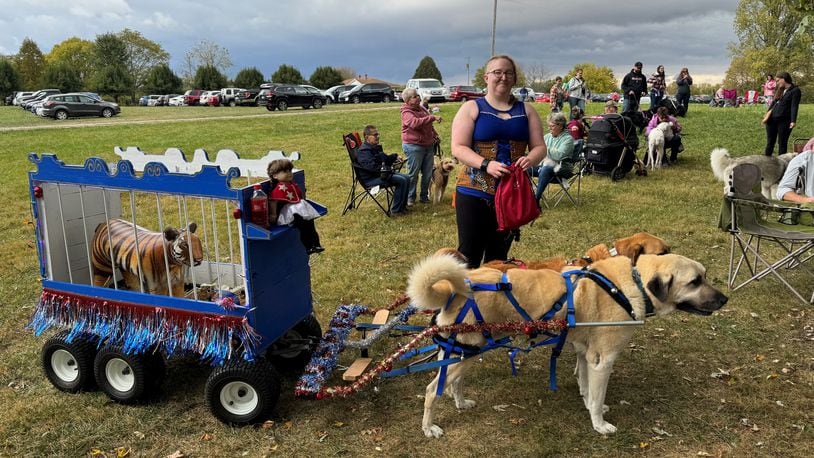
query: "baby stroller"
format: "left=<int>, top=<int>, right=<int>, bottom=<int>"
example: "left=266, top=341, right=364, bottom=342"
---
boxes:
left=583, top=114, right=643, bottom=181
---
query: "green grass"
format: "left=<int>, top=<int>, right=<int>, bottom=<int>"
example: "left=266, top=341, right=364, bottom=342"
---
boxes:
left=0, top=102, right=812, bottom=457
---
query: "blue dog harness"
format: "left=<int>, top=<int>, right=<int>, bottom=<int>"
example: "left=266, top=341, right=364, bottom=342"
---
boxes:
left=409, top=268, right=649, bottom=398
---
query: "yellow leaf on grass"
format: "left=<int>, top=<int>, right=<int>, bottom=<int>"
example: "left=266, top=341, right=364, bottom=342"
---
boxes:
left=89, top=448, right=106, bottom=458
left=333, top=421, right=345, bottom=427
left=755, top=354, right=765, bottom=362
left=116, top=447, right=131, bottom=458
left=200, top=432, right=213, bottom=441
left=639, top=442, right=650, bottom=449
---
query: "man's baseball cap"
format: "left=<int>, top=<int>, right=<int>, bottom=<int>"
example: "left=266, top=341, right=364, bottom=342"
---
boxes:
left=634, top=62, right=643, bottom=68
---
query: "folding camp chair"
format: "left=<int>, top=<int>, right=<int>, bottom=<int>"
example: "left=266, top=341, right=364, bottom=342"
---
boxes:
left=718, top=163, right=814, bottom=304
left=541, top=150, right=587, bottom=208
left=792, top=137, right=811, bottom=154
left=341, top=132, right=395, bottom=217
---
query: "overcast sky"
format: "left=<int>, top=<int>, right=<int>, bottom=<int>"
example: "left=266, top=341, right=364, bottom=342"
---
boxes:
left=0, top=0, right=740, bottom=86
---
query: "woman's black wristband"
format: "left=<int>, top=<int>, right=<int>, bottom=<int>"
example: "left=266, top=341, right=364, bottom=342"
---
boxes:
left=480, top=159, right=490, bottom=173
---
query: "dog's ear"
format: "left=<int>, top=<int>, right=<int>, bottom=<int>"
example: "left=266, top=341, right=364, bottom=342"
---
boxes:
left=615, top=239, right=644, bottom=265
left=646, top=273, right=672, bottom=302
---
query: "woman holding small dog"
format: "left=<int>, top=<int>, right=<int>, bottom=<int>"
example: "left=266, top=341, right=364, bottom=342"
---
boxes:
left=401, top=88, right=442, bottom=205
left=534, top=112, right=575, bottom=202
left=644, top=106, right=683, bottom=164
left=450, top=54, right=546, bottom=268
left=763, top=71, right=801, bottom=157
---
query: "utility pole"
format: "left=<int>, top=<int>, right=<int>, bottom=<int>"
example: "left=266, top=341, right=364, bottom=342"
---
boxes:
left=466, top=57, right=470, bottom=85
left=491, top=0, right=497, bottom=56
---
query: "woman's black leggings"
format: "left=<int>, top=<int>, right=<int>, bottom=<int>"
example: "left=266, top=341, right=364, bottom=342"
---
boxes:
left=765, top=118, right=792, bottom=156
left=455, top=192, right=512, bottom=268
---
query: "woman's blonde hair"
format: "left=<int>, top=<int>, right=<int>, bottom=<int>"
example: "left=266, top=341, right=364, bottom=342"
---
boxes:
left=401, top=88, right=418, bottom=102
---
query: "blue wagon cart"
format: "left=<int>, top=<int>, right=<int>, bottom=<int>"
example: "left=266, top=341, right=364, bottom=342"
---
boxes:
left=27, top=149, right=325, bottom=424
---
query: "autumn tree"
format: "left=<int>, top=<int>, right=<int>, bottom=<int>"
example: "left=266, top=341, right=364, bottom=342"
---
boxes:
left=193, top=65, right=227, bottom=90
left=45, top=37, right=95, bottom=88
left=564, top=63, right=616, bottom=94
left=233, top=67, right=265, bottom=88
left=143, top=64, right=183, bottom=94
left=336, top=66, right=356, bottom=81
left=15, top=38, right=45, bottom=90
left=728, top=0, right=814, bottom=99
left=118, top=29, right=170, bottom=99
left=271, top=64, right=304, bottom=84
left=412, top=56, right=443, bottom=83
left=308, top=66, right=342, bottom=89
left=0, top=59, right=21, bottom=101
left=183, top=40, right=232, bottom=82
left=523, top=63, right=550, bottom=92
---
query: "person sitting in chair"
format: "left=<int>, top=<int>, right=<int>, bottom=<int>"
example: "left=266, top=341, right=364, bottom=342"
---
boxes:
left=644, top=106, right=683, bottom=165
left=776, top=146, right=814, bottom=203
left=534, top=112, right=575, bottom=202
left=356, top=124, right=411, bottom=216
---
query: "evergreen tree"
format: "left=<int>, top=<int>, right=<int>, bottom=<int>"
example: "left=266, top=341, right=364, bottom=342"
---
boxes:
left=15, top=37, right=45, bottom=90
left=193, top=65, right=227, bottom=90
left=308, top=66, right=342, bottom=89
left=271, top=64, right=304, bottom=84
left=92, top=33, right=132, bottom=102
left=412, top=56, right=443, bottom=83
left=41, top=61, right=84, bottom=93
left=233, top=67, right=265, bottom=88
left=143, top=64, right=183, bottom=94
left=0, top=59, right=22, bottom=102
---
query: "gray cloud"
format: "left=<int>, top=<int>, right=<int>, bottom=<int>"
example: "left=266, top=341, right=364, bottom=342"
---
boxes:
left=0, top=0, right=739, bottom=86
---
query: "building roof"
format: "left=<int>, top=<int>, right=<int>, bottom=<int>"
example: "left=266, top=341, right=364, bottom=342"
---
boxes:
left=342, top=76, right=398, bottom=87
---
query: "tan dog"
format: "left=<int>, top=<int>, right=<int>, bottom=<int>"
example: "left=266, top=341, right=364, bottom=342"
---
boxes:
left=430, top=157, right=456, bottom=204
left=481, top=232, right=671, bottom=272
left=407, top=252, right=727, bottom=438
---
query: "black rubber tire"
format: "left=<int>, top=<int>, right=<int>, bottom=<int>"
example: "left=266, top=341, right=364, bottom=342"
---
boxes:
left=277, top=100, right=288, bottom=111
left=313, top=99, right=323, bottom=109
left=42, top=330, right=97, bottom=393
left=611, top=166, right=625, bottom=182
left=266, top=104, right=275, bottom=111
left=101, top=108, right=113, bottom=118
left=324, top=97, right=332, bottom=105
left=268, top=314, right=323, bottom=371
left=205, top=359, right=281, bottom=425
left=382, top=95, right=391, bottom=103
left=229, top=100, right=236, bottom=107
left=94, top=347, right=162, bottom=404
left=55, top=110, right=68, bottom=120
left=351, top=95, right=360, bottom=104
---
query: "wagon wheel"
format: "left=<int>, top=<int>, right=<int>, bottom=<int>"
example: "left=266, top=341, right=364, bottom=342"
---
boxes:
left=268, top=314, right=322, bottom=371
left=205, top=359, right=281, bottom=425
left=42, top=330, right=98, bottom=393
left=94, top=347, right=165, bottom=404
left=611, top=166, right=625, bottom=182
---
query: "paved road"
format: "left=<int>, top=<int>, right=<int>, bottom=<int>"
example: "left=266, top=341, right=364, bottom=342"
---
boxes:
left=0, top=105, right=401, bottom=132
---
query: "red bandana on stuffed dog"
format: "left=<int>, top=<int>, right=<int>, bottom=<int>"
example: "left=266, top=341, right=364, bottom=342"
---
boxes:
left=271, top=182, right=304, bottom=204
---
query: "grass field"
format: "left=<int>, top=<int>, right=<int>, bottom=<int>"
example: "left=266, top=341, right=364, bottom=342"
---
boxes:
left=0, top=101, right=812, bottom=457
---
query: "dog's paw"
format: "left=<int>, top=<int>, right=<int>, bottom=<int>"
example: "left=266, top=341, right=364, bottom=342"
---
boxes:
left=456, top=399, right=476, bottom=410
left=593, top=421, right=617, bottom=435
left=424, top=424, right=444, bottom=438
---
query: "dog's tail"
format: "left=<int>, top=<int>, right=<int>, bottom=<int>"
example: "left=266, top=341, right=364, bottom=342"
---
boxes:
left=709, top=148, right=732, bottom=182
left=407, top=254, right=469, bottom=311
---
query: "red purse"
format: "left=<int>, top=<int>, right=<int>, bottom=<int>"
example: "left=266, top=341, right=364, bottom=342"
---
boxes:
left=494, top=164, right=541, bottom=231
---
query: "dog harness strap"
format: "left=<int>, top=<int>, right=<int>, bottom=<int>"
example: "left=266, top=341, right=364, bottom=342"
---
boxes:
left=549, top=330, right=569, bottom=391
left=581, top=270, right=638, bottom=321
left=632, top=267, right=655, bottom=316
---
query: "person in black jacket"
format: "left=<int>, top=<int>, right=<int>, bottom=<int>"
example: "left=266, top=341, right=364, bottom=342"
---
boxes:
left=763, top=72, right=802, bottom=156
left=355, top=125, right=411, bottom=215
left=621, top=62, right=647, bottom=113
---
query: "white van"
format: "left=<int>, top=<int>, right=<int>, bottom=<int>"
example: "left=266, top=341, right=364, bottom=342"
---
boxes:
left=405, top=78, right=449, bottom=103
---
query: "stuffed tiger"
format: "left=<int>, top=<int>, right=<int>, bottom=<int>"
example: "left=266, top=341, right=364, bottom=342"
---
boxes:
left=91, top=218, right=204, bottom=297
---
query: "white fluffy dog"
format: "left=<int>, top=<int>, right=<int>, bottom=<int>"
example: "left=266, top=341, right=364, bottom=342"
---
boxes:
left=647, top=122, right=674, bottom=170
left=709, top=148, right=796, bottom=199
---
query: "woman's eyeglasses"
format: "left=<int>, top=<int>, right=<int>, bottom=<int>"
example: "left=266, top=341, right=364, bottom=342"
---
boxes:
left=487, top=70, right=515, bottom=78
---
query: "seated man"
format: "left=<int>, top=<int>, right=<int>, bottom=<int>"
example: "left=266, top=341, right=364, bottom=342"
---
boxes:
left=644, top=106, right=683, bottom=164
left=776, top=147, right=814, bottom=203
left=356, top=124, right=411, bottom=216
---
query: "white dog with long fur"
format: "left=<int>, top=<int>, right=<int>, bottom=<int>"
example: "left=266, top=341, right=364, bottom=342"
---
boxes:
left=647, top=122, right=674, bottom=170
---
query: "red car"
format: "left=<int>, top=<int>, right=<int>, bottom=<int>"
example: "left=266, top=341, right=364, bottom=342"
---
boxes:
left=534, top=92, right=551, bottom=103
left=183, top=89, right=204, bottom=106
left=448, top=85, right=484, bottom=102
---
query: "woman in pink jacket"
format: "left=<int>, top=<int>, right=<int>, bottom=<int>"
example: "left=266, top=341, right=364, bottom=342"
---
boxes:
left=401, top=87, right=442, bottom=205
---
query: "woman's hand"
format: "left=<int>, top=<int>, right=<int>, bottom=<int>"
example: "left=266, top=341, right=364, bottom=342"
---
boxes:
left=513, top=156, right=531, bottom=171
left=486, top=160, right=510, bottom=178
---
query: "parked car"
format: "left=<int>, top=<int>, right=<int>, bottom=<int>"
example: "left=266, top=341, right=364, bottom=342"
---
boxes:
left=13, top=91, right=34, bottom=105
left=183, top=89, right=204, bottom=106
left=322, top=84, right=358, bottom=104
left=4, top=91, right=19, bottom=105
left=339, top=83, right=395, bottom=103
left=235, top=88, right=261, bottom=106
left=39, top=93, right=121, bottom=120
left=138, top=95, right=150, bottom=106
left=20, top=89, right=61, bottom=110
left=448, top=85, right=484, bottom=102
left=219, top=88, right=245, bottom=107
left=168, top=95, right=185, bottom=106
left=511, top=87, right=535, bottom=102
left=534, top=92, right=551, bottom=103
left=264, top=84, right=327, bottom=111
left=200, top=91, right=220, bottom=106
left=157, top=94, right=179, bottom=106
left=145, top=95, right=162, bottom=107
left=405, top=78, right=449, bottom=103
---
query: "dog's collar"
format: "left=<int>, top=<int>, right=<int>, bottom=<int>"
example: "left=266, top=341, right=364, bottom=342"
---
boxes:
left=632, top=267, right=655, bottom=317
left=608, top=247, right=618, bottom=257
